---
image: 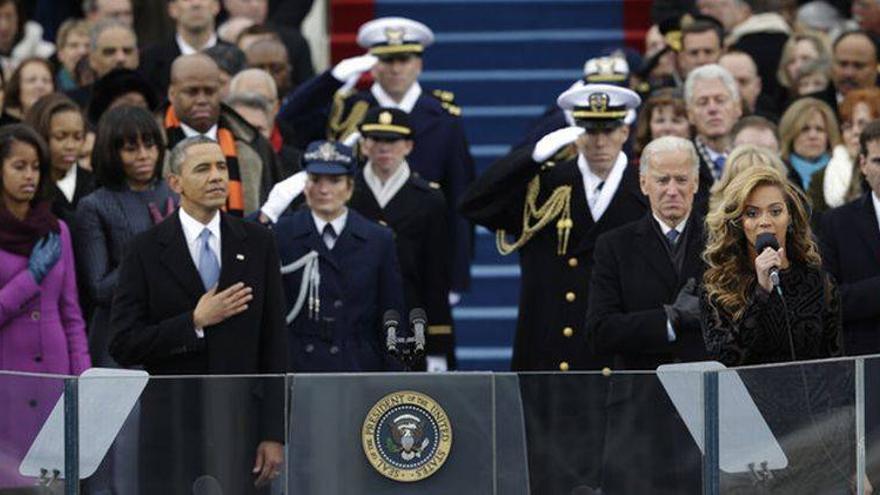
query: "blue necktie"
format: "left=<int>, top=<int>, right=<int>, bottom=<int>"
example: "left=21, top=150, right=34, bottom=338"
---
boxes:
left=712, top=155, right=726, bottom=179
left=198, top=228, right=220, bottom=290
left=666, top=229, right=680, bottom=247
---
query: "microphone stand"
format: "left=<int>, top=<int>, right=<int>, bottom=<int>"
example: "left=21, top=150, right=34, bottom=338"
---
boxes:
left=388, top=333, right=424, bottom=371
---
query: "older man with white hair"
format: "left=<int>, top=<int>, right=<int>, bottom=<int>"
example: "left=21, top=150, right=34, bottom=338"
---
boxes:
left=228, top=67, right=306, bottom=164
left=586, top=135, right=707, bottom=494
left=685, top=63, right=742, bottom=212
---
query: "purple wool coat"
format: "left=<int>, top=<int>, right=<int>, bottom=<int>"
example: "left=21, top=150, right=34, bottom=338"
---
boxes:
left=0, top=220, right=90, bottom=488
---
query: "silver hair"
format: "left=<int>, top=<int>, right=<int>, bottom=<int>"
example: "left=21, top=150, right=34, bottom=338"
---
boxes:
left=225, top=91, right=272, bottom=116
left=228, top=68, right=278, bottom=101
left=639, top=136, right=700, bottom=176
left=684, top=64, right=740, bottom=105
left=169, top=135, right=218, bottom=175
left=89, top=19, right=135, bottom=51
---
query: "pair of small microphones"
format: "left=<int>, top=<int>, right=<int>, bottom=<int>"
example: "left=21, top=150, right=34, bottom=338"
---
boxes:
left=383, top=308, right=427, bottom=357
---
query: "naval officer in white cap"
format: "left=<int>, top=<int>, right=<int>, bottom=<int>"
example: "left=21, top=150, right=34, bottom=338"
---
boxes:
left=459, top=82, right=648, bottom=495
left=279, top=16, right=475, bottom=299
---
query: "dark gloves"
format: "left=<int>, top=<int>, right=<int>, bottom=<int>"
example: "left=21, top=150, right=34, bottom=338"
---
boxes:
left=28, top=232, right=61, bottom=285
left=664, top=278, right=701, bottom=333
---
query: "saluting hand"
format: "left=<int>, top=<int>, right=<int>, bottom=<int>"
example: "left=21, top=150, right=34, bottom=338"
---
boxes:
left=331, top=54, right=379, bottom=82
left=754, top=246, right=784, bottom=293
left=192, top=282, right=253, bottom=329
left=532, top=126, right=585, bottom=162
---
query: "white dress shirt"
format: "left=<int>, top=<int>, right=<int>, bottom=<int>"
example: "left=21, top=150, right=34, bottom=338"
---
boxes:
left=311, top=209, right=349, bottom=250
left=176, top=32, right=218, bottom=55
left=364, top=161, right=410, bottom=208
left=181, top=123, right=218, bottom=142
left=179, top=207, right=221, bottom=338
left=371, top=81, right=422, bottom=113
left=56, top=164, right=77, bottom=202
left=873, top=192, right=880, bottom=233
left=577, top=151, right=627, bottom=222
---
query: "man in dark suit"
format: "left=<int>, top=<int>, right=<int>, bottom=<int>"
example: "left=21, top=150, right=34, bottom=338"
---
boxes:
left=139, top=0, right=231, bottom=96
left=352, top=107, right=454, bottom=370
left=820, top=120, right=880, bottom=354
left=279, top=17, right=474, bottom=296
left=272, top=140, right=406, bottom=372
left=820, top=118, right=880, bottom=489
left=686, top=63, right=742, bottom=213
left=109, top=135, right=287, bottom=493
left=66, top=20, right=140, bottom=108
left=586, top=135, right=707, bottom=494
left=460, top=83, right=647, bottom=493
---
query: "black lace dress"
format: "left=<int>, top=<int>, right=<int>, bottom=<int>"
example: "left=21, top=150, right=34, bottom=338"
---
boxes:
left=701, top=264, right=843, bottom=366
left=701, top=265, right=853, bottom=494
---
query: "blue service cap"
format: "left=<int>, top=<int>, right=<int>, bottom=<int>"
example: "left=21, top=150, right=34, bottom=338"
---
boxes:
left=302, top=141, right=356, bottom=175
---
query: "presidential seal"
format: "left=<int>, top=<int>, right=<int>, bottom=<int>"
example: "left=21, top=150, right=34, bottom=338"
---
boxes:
left=362, top=390, right=453, bottom=482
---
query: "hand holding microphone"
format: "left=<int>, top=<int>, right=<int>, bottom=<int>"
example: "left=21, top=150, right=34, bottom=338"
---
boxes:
left=754, top=233, right=784, bottom=294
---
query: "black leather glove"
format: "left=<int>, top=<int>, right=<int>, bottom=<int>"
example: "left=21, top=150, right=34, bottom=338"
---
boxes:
left=664, top=278, right=701, bottom=333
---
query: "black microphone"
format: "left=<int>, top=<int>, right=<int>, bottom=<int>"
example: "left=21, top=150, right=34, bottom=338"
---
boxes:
left=755, top=232, right=781, bottom=288
left=192, top=475, right=224, bottom=495
left=384, top=309, right=401, bottom=355
left=409, top=308, right=427, bottom=355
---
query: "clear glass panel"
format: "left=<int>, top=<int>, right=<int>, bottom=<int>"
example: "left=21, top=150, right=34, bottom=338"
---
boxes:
left=717, top=359, right=856, bottom=494
left=517, top=371, right=704, bottom=494
left=0, top=371, right=68, bottom=490
left=862, top=356, right=880, bottom=490
left=79, top=373, right=287, bottom=495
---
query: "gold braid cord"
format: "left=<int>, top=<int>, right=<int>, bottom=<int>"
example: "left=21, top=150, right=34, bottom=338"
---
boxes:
left=496, top=176, right=573, bottom=256
left=327, top=91, right=370, bottom=142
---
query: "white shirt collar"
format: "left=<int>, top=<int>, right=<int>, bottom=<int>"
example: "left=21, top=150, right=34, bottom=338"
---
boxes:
left=653, top=212, right=689, bottom=235
left=704, top=143, right=724, bottom=162
left=181, top=122, right=218, bottom=141
left=872, top=192, right=880, bottom=232
left=311, top=208, right=349, bottom=238
left=364, top=160, right=411, bottom=208
left=56, top=164, right=78, bottom=202
left=577, top=151, right=628, bottom=222
left=178, top=207, right=222, bottom=268
left=176, top=32, right=218, bottom=55
left=371, top=81, right=422, bottom=113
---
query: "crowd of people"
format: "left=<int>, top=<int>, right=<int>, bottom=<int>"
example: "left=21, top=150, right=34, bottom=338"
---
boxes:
left=0, top=0, right=879, bottom=492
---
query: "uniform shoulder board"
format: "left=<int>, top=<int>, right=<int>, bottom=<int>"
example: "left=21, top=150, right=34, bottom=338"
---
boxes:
left=441, top=103, right=461, bottom=116
left=430, top=89, right=461, bottom=116
left=431, top=89, right=456, bottom=103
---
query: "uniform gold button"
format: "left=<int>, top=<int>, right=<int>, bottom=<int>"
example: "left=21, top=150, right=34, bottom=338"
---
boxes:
left=559, top=361, right=570, bottom=372
left=30, top=311, right=40, bottom=321
left=565, top=292, right=576, bottom=302
left=563, top=327, right=574, bottom=338
left=568, top=257, right=578, bottom=268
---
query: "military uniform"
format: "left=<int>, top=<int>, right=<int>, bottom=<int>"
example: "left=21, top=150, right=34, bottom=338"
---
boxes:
left=278, top=17, right=474, bottom=292
left=460, top=83, right=648, bottom=493
left=274, top=141, right=407, bottom=372
left=351, top=107, right=456, bottom=368
left=461, top=146, right=647, bottom=370
left=350, top=173, right=455, bottom=366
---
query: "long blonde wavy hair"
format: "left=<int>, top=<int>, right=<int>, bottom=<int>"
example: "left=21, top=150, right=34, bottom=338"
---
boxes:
left=703, top=163, right=822, bottom=321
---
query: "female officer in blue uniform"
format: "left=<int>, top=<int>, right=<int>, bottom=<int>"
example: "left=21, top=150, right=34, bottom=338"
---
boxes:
left=273, top=141, right=405, bottom=371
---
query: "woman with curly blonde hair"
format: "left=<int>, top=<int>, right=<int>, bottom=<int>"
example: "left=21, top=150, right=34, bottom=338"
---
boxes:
left=701, top=163, right=841, bottom=366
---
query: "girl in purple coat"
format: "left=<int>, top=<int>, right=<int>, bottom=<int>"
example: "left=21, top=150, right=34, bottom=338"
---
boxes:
left=0, top=124, right=90, bottom=488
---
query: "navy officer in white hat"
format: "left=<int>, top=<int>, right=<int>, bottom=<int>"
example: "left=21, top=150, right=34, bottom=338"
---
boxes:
left=460, top=83, right=648, bottom=493
left=279, top=17, right=475, bottom=298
